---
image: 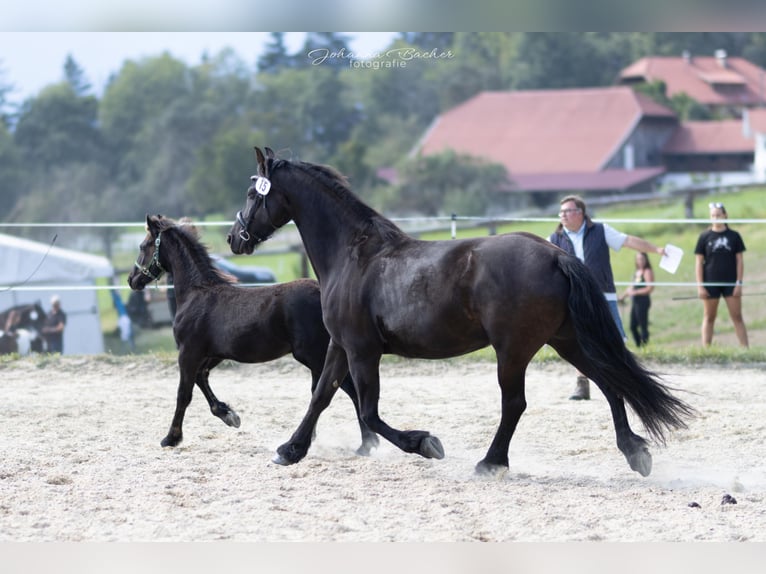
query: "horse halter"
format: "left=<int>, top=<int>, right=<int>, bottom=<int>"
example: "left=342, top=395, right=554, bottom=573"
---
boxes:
left=236, top=175, right=280, bottom=244
left=134, top=232, right=166, bottom=282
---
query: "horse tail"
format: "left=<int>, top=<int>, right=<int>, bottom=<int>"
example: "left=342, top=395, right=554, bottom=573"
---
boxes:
left=556, top=253, right=694, bottom=444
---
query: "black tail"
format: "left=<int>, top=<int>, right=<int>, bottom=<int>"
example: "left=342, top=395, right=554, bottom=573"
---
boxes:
left=556, top=254, right=695, bottom=444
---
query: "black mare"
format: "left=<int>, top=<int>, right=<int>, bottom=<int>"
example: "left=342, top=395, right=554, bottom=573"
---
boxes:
left=0, top=302, right=47, bottom=355
left=227, top=147, right=694, bottom=477
left=127, top=215, right=377, bottom=453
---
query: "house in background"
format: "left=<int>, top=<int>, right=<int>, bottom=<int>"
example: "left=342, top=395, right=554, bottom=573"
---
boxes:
left=618, top=50, right=766, bottom=117
left=412, top=86, right=678, bottom=209
left=661, top=108, right=766, bottom=189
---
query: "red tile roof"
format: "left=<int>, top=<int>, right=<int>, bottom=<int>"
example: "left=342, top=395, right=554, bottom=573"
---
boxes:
left=663, top=120, right=752, bottom=154
left=512, top=167, right=666, bottom=192
left=415, top=86, right=675, bottom=175
left=619, top=55, right=766, bottom=107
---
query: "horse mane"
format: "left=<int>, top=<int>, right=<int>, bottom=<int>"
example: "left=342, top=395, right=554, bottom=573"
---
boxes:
left=284, top=160, right=407, bottom=245
left=153, top=216, right=235, bottom=285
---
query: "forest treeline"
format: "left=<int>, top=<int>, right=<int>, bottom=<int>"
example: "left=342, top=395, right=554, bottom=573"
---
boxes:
left=2, top=32, right=766, bottom=227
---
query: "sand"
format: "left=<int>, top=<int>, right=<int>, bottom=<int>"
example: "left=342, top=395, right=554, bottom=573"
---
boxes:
left=1, top=355, right=765, bottom=542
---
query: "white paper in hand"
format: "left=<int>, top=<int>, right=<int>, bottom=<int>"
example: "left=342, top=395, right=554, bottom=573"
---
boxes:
left=659, top=244, right=683, bottom=274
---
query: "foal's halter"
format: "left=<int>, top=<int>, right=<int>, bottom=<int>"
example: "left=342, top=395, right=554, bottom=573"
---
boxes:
left=236, top=175, right=280, bottom=243
left=134, top=232, right=166, bottom=282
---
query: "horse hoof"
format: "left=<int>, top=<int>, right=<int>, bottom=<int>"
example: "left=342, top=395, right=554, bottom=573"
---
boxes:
left=356, top=434, right=380, bottom=456
left=223, top=410, right=241, bottom=428
left=420, top=435, right=444, bottom=459
left=273, top=442, right=307, bottom=465
left=627, top=448, right=653, bottom=477
left=272, top=453, right=295, bottom=466
left=474, top=461, right=508, bottom=477
left=356, top=444, right=372, bottom=456
left=161, top=435, right=181, bottom=448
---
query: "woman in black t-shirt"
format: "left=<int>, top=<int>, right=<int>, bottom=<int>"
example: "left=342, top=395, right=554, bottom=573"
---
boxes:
left=694, top=202, right=748, bottom=347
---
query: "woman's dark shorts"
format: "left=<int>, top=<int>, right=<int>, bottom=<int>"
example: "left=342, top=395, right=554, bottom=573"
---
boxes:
left=705, top=285, right=735, bottom=298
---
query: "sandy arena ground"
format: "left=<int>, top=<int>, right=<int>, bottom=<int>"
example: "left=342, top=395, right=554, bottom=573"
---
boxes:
left=1, top=355, right=765, bottom=542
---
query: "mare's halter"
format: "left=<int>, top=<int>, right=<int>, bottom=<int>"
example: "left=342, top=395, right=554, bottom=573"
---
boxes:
left=134, top=232, right=166, bottom=282
left=235, top=175, right=280, bottom=243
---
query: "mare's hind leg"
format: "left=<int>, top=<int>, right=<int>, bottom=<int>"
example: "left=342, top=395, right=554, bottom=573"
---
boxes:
left=345, top=352, right=444, bottom=460
left=195, top=358, right=241, bottom=429
left=600, top=388, right=652, bottom=476
left=550, top=339, right=652, bottom=476
left=475, top=352, right=529, bottom=476
left=162, top=351, right=204, bottom=447
left=273, top=341, right=347, bottom=465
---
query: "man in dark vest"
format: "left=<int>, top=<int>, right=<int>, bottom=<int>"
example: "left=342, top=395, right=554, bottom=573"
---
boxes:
left=549, top=195, right=666, bottom=400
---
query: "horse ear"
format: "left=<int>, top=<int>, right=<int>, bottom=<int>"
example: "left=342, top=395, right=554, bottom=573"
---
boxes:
left=264, top=147, right=275, bottom=159
left=255, top=147, right=265, bottom=171
left=146, top=214, right=161, bottom=236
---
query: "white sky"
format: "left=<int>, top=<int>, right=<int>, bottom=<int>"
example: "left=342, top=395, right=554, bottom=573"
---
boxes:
left=0, top=32, right=399, bottom=105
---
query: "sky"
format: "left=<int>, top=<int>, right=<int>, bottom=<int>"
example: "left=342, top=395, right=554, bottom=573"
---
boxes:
left=0, top=32, right=399, bottom=106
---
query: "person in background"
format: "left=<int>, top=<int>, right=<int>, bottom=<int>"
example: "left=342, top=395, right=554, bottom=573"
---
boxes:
left=620, top=252, right=654, bottom=347
left=42, top=295, right=66, bottom=353
left=111, top=289, right=135, bottom=353
left=694, top=202, right=748, bottom=348
left=549, top=195, right=666, bottom=400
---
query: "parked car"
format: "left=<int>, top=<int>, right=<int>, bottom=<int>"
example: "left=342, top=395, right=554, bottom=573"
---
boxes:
left=210, top=255, right=276, bottom=285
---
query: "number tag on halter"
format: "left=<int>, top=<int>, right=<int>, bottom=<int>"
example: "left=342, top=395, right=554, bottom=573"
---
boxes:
left=254, top=177, right=271, bottom=196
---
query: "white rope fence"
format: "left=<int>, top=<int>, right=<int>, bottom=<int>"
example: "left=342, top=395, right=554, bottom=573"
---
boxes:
left=1, top=216, right=763, bottom=293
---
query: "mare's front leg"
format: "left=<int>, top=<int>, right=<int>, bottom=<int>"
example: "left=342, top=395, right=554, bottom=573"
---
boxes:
left=348, top=352, right=444, bottom=460
left=161, top=351, right=203, bottom=447
left=336, top=373, right=380, bottom=456
left=195, top=358, right=241, bottom=428
left=273, top=341, right=347, bottom=465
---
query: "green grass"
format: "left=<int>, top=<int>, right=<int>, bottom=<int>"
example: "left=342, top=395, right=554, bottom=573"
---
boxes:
left=103, top=188, right=766, bottom=359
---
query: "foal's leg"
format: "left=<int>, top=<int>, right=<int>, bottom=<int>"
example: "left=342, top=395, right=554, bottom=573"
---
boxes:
left=161, top=351, right=204, bottom=447
left=346, top=352, right=444, bottom=460
left=195, top=358, right=241, bottom=429
left=273, top=341, right=348, bottom=465
left=475, top=352, right=529, bottom=475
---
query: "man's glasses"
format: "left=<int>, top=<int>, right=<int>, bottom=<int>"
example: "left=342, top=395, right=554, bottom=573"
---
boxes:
left=558, top=208, right=582, bottom=216
left=709, top=202, right=725, bottom=209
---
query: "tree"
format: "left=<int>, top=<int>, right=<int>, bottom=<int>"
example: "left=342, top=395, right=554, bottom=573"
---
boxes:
left=187, top=122, right=267, bottom=216
left=441, top=33, right=518, bottom=109
left=633, top=80, right=712, bottom=121
left=0, top=122, right=24, bottom=219
left=0, top=63, right=13, bottom=128
left=512, top=33, right=619, bottom=90
left=14, top=83, right=102, bottom=168
left=390, top=150, right=510, bottom=216
left=298, top=32, right=353, bottom=70
left=399, top=33, right=455, bottom=51
left=63, top=54, right=91, bottom=95
left=253, top=66, right=360, bottom=161
left=258, top=32, right=295, bottom=73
